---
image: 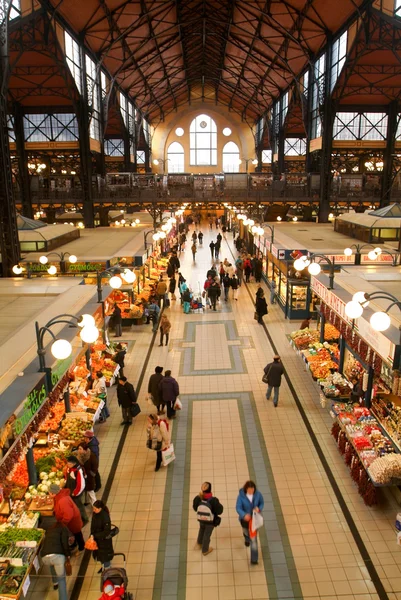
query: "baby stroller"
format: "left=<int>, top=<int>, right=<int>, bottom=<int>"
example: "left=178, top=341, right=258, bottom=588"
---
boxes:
left=191, top=282, right=204, bottom=313
left=100, top=553, right=133, bottom=600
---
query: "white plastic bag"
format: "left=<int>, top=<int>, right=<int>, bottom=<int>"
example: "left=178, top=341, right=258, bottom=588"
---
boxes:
left=252, top=510, right=264, bottom=531
left=174, top=398, right=182, bottom=410
left=162, top=444, right=176, bottom=466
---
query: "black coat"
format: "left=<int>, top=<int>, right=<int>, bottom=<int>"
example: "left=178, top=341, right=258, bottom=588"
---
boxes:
left=256, top=296, right=268, bottom=316
left=117, top=382, right=137, bottom=408
left=113, top=350, right=125, bottom=368
left=41, top=518, right=70, bottom=557
left=169, top=278, right=176, bottom=294
left=167, top=263, right=175, bottom=277
left=170, top=256, right=180, bottom=270
left=112, top=306, right=122, bottom=325
left=264, top=361, right=284, bottom=387
left=90, top=509, right=114, bottom=564
left=148, top=372, right=164, bottom=405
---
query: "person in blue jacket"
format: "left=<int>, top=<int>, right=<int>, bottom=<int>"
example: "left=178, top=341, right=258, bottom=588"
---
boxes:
left=235, top=480, right=264, bottom=565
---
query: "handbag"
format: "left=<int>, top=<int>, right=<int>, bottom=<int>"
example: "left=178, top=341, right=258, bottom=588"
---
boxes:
left=94, top=471, right=102, bottom=492
left=107, top=524, right=119, bottom=539
left=174, top=398, right=182, bottom=410
left=262, top=365, right=272, bottom=384
left=65, top=558, right=72, bottom=576
left=130, top=403, right=141, bottom=418
left=254, top=312, right=259, bottom=321
left=162, top=444, right=176, bottom=466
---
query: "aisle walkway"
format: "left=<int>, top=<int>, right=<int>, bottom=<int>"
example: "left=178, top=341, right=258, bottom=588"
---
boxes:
left=31, top=223, right=401, bottom=600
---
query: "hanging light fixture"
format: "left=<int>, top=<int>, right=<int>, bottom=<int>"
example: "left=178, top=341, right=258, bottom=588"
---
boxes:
left=345, top=301, right=364, bottom=319
left=78, top=314, right=96, bottom=328
left=80, top=326, right=100, bottom=344
left=370, top=311, right=391, bottom=331
left=51, top=339, right=72, bottom=360
left=109, top=276, right=122, bottom=289
left=47, top=265, right=57, bottom=275
left=308, top=263, right=321, bottom=276
left=39, top=255, right=49, bottom=264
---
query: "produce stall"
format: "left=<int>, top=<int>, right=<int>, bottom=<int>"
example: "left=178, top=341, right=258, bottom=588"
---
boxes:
left=330, top=401, right=401, bottom=505
left=0, top=528, right=44, bottom=599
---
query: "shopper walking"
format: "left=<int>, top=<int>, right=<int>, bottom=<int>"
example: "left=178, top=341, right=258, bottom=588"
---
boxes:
left=219, top=262, right=226, bottom=284
left=159, top=369, right=179, bottom=419
left=191, top=242, right=197, bottom=261
left=147, top=300, right=160, bottom=333
left=41, top=516, right=71, bottom=600
left=77, top=443, right=99, bottom=506
left=255, top=289, right=268, bottom=324
left=90, top=501, right=114, bottom=572
left=148, top=366, right=164, bottom=414
left=191, top=231, right=197, bottom=243
left=193, top=482, right=224, bottom=556
left=147, top=414, right=171, bottom=472
left=159, top=314, right=171, bottom=347
left=65, top=455, right=88, bottom=525
left=169, top=276, right=177, bottom=301
left=117, top=376, right=137, bottom=425
left=112, top=343, right=126, bottom=379
left=111, top=303, right=122, bottom=337
left=254, top=257, right=263, bottom=283
left=156, top=276, right=168, bottom=308
left=83, top=431, right=99, bottom=460
left=222, top=273, right=231, bottom=301
left=244, top=257, right=252, bottom=283
left=49, top=484, right=85, bottom=551
left=198, top=231, right=203, bottom=245
left=235, top=256, right=244, bottom=286
left=236, top=481, right=264, bottom=565
left=214, top=240, right=221, bottom=259
left=264, top=355, right=284, bottom=407
left=207, top=279, right=221, bottom=311
left=209, top=241, right=215, bottom=259
left=231, top=275, right=239, bottom=301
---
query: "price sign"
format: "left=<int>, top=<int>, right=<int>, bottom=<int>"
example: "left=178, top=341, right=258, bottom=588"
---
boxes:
left=33, top=556, right=40, bottom=572
left=22, top=575, right=31, bottom=597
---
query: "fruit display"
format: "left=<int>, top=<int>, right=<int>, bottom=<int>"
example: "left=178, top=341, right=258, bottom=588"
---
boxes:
left=58, top=418, right=89, bottom=441
left=324, top=323, right=340, bottom=341
left=332, top=402, right=400, bottom=484
left=320, top=373, right=352, bottom=398
left=290, top=328, right=320, bottom=350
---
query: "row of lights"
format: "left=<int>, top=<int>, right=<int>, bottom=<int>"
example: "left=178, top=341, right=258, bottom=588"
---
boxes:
left=344, top=246, right=382, bottom=261
left=114, top=218, right=140, bottom=227
left=152, top=216, right=178, bottom=242
left=108, top=268, right=137, bottom=289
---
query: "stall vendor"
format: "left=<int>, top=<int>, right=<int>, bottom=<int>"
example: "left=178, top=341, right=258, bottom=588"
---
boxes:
left=350, top=378, right=364, bottom=405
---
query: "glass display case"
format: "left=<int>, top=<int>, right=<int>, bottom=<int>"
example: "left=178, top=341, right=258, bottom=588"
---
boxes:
left=279, top=274, right=288, bottom=305
left=287, top=280, right=311, bottom=320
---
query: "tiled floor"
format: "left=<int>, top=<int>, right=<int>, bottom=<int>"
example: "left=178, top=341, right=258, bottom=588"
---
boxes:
left=27, top=223, right=401, bottom=600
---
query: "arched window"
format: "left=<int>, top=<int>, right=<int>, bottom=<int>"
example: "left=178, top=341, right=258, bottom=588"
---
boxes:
left=167, top=142, right=185, bottom=173
left=222, top=141, right=240, bottom=172
left=190, top=114, right=217, bottom=166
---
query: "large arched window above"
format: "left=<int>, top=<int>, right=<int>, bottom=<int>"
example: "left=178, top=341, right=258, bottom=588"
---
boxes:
left=190, top=114, right=217, bottom=166
left=222, top=141, right=240, bottom=173
left=167, top=142, right=185, bottom=173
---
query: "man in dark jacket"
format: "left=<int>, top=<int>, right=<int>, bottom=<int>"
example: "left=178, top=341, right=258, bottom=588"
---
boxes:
left=264, top=355, right=284, bottom=407
left=117, top=376, right=137, bottom=425
left=40, top=516, right=71, bottom=596
left=170, top=253, right=180, bottom=272
left=148, top=366, right=164, bottom=414
left=112, top=344, right=126, bottom=379
left=111, top=304, right=122, bottom=337
left=207, top=279, right=221, bottom=311
left=209, top=241, right=215, bottom=259
left=158, top=370, right=179, bottom=419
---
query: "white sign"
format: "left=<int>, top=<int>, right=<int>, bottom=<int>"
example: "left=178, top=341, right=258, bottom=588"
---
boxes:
left=22, top=575, right=30, bottom=597
left=271, top=245, right=279, bottom=258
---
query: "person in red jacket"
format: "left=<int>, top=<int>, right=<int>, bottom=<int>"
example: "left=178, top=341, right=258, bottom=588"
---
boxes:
left=49, top=484, right=85, bottom=551
left=99, top=580, right=125, bottom=600
left=65, top=455, right=88, bottom=524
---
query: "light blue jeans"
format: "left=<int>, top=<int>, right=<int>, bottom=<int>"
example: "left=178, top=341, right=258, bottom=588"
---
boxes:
left=266, top=385, right=280, bottom=406
left=42, top=554, right=67, bottom=600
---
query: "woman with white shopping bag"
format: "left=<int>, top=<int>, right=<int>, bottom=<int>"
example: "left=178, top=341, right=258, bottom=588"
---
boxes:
left=147, top=414, right=173, bottom=472
left=235, top=480, right=264, bottom=565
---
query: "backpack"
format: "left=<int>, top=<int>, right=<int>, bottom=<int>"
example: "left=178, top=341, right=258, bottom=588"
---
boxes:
left=197, top=499, right=214, bottom=522
left=147, top=424, right=163, bottom=451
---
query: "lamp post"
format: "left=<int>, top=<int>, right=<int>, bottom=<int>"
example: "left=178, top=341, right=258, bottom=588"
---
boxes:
left=240, top=158, right=258, bottom=173
left=294, top=253, right=336, bottom=290
left=153, top=158, right=169, bottom=174
left=265, top=224, right=275, bottom=244
left=35, top=313, right=99, bottom=391
left=39, top=252, right=77, bottom=274
left=344, top=244, right=399, bottom=266
left=96, top=267, right=136, bottom=303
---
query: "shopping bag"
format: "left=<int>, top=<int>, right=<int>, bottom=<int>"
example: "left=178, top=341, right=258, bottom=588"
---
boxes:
left=65, top=558, right=72, bottom=576
left=130, top=403, right=141, bottom=418
left=254, top=312, right=259, bottom=321
left=174, top=398, right=182, bottom=410
left=85, top=536, right=98, bottom=551
left=252, top=510, right=264, bottom=531
left=162, top=444, right=176, bottom=466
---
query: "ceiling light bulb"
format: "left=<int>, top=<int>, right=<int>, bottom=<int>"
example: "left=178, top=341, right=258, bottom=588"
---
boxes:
left=51, top=339, right=72, bottom=360
left=345, top=301, right=364, bottom=319
left=78, top=314, right=96, bottom=328
left=80, top=325, right=100, bottom=344
left=39, top=255, right=48, bottom=264
left=308, top=263, right=321, bottom=276
left=352, top=291, right=368, bottom=306
left=47, top=265, right=57, bottom=275
left=293, top=258, right=306, bottom=271
left=121, top=269, right=136, bottom=284
left=370, top=311, right=391, bottom=331
left=68, top=255, right=77, bottom=263
left=344, top=248, right=353, bottom=257
left=109, top=276, right=122, bottom=289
